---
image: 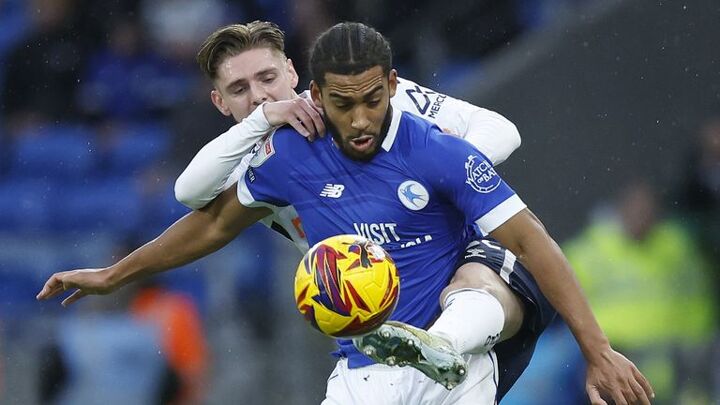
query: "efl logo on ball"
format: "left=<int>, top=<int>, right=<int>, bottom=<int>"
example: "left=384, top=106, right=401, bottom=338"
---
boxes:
left=294, top=234, right=400, bottom=338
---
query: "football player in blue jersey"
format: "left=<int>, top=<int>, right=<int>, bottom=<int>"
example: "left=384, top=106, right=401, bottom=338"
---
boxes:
left=38, top=22, right=654, bottom=405
left=174, top=21, right=521, bottom=250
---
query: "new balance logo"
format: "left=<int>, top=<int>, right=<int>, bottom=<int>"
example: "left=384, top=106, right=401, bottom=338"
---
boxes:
left=320, top=184, right=345, bottom=198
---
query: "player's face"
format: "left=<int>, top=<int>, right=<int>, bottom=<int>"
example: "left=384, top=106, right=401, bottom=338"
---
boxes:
left=210, top=47, right=299, bottom=122
left=311, top=66, right=397, bottom=161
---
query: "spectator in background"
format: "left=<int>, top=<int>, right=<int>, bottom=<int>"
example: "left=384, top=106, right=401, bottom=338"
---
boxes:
left=38, top=290, right=171, bottom=404
left=564, top=179, right=718, bottom=403
left=678, top=118, right=720, bottom=273
left=325, top=0, right=522, bottom=85
left=130, top=280, right=209, bottom=405
left=39, top=237, right=208, bottom=405
left=0, top=0, right=31, bottom=96
left=1, top=0, right=85, bottom=133
left=140, top=0, right=231, bottom=63
left=77, top=18, right=183, bottom=121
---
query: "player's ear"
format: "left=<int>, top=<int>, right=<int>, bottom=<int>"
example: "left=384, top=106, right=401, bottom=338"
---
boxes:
left=310, top=80, right=323, bottom=109
left=286, top=58, right=299, bottom=89
left=388, top=69, right=398, bottom=98
left=210, top=89, right=232, bottom=116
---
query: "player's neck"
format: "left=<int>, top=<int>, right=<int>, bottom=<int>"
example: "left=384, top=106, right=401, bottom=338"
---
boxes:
left=376, top=105, right=393, bottom=147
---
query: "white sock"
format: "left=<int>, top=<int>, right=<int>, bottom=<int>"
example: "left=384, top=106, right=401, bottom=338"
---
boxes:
left=428, top=288, right=505, bottom=355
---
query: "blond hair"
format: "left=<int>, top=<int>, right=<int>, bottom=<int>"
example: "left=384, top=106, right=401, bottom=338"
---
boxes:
left=197, top=21, right=286, bottom=80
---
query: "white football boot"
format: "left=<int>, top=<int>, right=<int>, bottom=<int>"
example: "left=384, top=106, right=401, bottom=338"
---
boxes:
left=353, top=321, right=468, bottom=390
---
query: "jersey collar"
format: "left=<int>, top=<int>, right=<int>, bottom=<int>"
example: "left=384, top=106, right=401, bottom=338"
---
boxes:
left=381, top=106, right=402, bottom=152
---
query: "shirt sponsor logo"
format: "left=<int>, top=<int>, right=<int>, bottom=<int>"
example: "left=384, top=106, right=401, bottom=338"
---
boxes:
left=353, top=222, right=400, bottom=245
left=320, top=184, right=345, bottom=198
left=353, top=222, right=432, bottom=249
left=405, top=85, right=447, bottom=118
left=465, top=155, right=501, bottom=193
left=397, top=180, right=429, bottom=211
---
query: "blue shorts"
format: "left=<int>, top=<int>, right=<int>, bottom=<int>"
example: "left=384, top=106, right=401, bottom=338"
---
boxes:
left=456, top=237, right=557, bottom=401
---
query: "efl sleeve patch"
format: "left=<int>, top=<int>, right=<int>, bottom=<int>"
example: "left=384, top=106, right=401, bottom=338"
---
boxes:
left=249, top=134, right=275, bottom=168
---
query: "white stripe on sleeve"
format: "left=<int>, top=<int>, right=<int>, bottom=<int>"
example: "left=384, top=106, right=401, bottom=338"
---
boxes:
left=474, top=194, right=526, bottom=236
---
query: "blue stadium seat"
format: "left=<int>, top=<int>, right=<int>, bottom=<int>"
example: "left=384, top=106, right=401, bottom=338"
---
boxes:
left=106, top=122, right=170, bottom=176
left=50, top=179, right=143, bottom=233
left=0, top=261, right=47, bottom=318
left=138, top=183, right=191, bottom=239
left=10, top=124, right=97, bottom=180
left=0, top=179, right=53, bottom=231
left=0, top=129, right=9, bottom=176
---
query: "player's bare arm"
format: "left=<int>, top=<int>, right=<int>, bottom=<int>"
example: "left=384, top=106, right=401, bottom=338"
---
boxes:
left=490, top=209, right=654, bottom=405
left=36, top=185, right=269, bottom=306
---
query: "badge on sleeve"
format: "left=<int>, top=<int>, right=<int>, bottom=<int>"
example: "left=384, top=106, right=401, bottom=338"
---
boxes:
left=465, top=155, right=501, bottom=193
left=249, top=134, right=275, bottom=168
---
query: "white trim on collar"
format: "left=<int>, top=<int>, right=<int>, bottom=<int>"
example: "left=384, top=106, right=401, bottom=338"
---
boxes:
left=381, top=107, right=403, bottom=152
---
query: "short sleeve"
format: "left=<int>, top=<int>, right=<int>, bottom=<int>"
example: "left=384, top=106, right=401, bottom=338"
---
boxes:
left=236, top=131, right=291, bottom=209
left=417, top=127, right=526, bottom=235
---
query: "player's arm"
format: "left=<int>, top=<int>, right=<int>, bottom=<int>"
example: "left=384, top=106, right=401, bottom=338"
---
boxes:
left=37, top=185, right=270, bottom=306
left=489, top=211, right=653, bottom=405
left=462, top=109, right=520, bottom=165
left=393, top=77, right=520, bottom=165
left=175, top=98, right=323, bottom=209
left=421, top=131, right=653, bottom=405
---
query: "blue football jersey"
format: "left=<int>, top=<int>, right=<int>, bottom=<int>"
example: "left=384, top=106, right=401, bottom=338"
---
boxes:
left=237, top=108, right=526, bottom=367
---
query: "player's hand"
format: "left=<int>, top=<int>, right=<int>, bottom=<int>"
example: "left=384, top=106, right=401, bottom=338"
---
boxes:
left=36, top=268, right=116, bottom=307
left=263, top=98, right=325, bottom=140
left=585, top=347, right=654, bottom=405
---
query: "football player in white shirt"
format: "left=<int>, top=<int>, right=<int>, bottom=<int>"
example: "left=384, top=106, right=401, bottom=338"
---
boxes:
left=175, top=45, right=520, bottom=253
left=171, top=21, right=652, bottom=404
left=38, top=21, right=653, bottom=405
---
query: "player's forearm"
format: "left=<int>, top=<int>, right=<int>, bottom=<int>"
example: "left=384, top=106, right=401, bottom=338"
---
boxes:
left=106, top=210, right=235, bottom=287
left=519, top=232, right=610, bottom=358
left=493, top=211, right=610, bottom=361
left=175, top=107, right=273, bottom=209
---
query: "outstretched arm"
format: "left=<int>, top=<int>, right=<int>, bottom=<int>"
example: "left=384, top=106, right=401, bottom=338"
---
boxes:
left=37, top=185, right=270, bottom=306
left=175, top=99, right=323, bottom=209
left=490, top=209, right=654, bottom=405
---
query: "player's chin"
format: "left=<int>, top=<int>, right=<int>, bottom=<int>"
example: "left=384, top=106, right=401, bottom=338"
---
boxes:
left=344, top=144, right=379, bottom=162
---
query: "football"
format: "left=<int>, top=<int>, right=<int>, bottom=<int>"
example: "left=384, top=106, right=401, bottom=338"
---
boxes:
left=294, top=234, right=400, bottom=338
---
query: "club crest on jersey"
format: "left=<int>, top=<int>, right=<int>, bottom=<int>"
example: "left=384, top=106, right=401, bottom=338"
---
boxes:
left=397, top=180, right=429, bottom=211
left=249, top=135, right=275, bottom=168
left=465, top=155, right=501, bottom=193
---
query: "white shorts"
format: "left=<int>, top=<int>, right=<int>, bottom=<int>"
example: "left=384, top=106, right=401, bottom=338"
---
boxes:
left=322, top=351, right=498, bottom=405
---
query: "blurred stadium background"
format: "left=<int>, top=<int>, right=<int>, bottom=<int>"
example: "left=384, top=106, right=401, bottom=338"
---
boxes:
left=1, top=0, right=719, bottom=403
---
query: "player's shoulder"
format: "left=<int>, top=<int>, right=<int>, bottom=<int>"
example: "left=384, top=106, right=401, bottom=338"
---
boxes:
left=397, top=110, right=482, bottom=158
left=396, top=110, right=445, bottom=144
left=395, top=76, right=422, bottom=91
left=392, top=77, right=438, bottom=113
left=248, top=125, right=310, bottom=168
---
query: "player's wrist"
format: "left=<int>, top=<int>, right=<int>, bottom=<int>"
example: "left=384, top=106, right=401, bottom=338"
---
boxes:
left=578, top=335, right=612, bottom=364
left=261, top=101, right=283, bottom=127
left=104, top=262, right=139, bottom=291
